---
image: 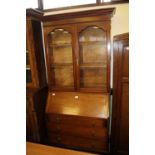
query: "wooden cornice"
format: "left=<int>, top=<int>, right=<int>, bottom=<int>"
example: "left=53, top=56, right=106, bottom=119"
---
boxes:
left=43, top=8, right=116, bottom=22
left=26, top=8, right=43, bottom=20
left=26, top=8, right=116, bottom=22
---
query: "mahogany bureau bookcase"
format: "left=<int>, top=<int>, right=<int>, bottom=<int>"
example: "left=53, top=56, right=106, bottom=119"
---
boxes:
left=26, top=9, right=47, bottom=143
left=42, top=8, right=115, bottom=153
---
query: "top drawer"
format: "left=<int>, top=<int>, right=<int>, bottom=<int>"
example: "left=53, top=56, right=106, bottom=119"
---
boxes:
left=46, top=113, right=107, bottom=128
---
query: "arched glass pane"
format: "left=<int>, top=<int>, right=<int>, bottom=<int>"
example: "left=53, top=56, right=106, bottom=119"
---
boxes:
left=48, top=29, right=74, bottom=88
left=79, top=26, right=107, bottom=89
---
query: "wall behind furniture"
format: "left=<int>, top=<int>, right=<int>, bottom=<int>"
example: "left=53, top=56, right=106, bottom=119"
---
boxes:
left=111, top=4, right=129, bottom=38
left=111, top=4, right=129, bottom=87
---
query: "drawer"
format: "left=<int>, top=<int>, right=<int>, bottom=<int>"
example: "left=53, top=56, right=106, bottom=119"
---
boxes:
left=47, top=123, right=108, bottom=141
left=48, top=133, right=108, bottom=152
left=46, top=113, right=107, bottom=128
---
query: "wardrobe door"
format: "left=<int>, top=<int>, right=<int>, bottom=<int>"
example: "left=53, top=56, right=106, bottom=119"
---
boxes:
left=77, top=22, right=111, bottom=93
left=111, top=33, right=129, bottom=155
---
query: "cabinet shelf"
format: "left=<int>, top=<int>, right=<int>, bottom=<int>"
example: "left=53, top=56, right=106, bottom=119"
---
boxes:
left=79, top=41, right=105, bottom=46
left=49, top=43, right=72, bottom=47
left=51, top=63, right=73, bottom=68
left=80, top=63, right=107, bottom=68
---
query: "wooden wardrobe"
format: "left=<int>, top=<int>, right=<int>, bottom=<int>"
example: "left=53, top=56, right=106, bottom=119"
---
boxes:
left=42, top=8, right=115, bottom=153
left=111, top=33, right=129, bottom=155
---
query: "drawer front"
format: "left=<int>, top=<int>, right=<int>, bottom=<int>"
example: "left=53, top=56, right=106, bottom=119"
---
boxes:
left=46, top=113, right=107, bottom=128
left=47, top=123, right=108, bottom=141
left=48, top=133, right=108, bottom=152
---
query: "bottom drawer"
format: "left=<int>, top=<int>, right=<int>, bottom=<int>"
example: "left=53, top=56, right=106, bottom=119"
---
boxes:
left=48, top=134, right=108, bottom=153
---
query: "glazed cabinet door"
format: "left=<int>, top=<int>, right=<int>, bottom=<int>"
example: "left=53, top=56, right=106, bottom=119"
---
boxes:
left=76, top=22, right=110, bottom=92
left=44, top=25, right=76, bottom=91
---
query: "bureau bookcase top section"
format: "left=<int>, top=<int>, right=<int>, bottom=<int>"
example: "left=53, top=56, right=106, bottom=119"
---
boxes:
left=43, top=8, right=115, bottom=93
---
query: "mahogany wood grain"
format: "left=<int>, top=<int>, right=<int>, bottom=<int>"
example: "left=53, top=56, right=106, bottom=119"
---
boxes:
left=26, top=142, right=99, bottom=155
left=111, top=33, right=129, bottom=155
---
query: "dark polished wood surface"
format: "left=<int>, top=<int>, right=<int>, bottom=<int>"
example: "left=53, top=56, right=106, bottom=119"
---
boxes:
left=111, top=33, right=129, bottom=155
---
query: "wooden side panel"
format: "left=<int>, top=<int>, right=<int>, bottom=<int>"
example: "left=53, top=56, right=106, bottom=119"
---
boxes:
left=26, top=87, right=48, bottom=144
left=26, top=18, right=39, bottom=88
left=31, top=20, right=47, bottom=88
left=26, top=96, right=40, bottom=142
left=111, top=33, right=129, bottom=155
left=26, top=16, right=47, bottom=88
